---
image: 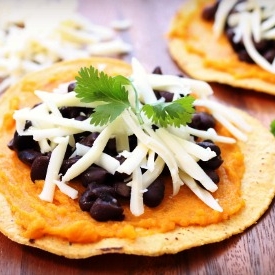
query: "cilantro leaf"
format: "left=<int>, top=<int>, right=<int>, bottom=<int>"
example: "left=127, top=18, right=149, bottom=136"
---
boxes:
left=74, top=65, right=196, bottom=128
left=270, top=120, right=275, bottom=136
left=142, top=95, right=195, bottom=128
left=90, top=102, right=129, bottom=126
left=75, top=66, right=131, bottom=125
left=75, top=66, right=130, bottom=103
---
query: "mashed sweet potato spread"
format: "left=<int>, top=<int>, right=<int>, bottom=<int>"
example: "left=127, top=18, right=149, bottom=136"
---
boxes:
left=0, top=93, right=245, bottom=244
left=168, top=0, right=275, bottom=84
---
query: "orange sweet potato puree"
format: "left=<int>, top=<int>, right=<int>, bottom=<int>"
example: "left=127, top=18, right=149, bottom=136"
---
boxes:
left=169, top=0, right=275, bottom=83
left=0, top=95, right=245, bottom=244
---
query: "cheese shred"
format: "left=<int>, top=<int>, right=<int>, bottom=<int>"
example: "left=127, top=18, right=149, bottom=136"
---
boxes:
left=0, top=0, right=132, bottom=93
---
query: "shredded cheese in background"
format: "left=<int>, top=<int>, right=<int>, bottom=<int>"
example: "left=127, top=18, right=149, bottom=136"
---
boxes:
left=13, top=58, right=252, bottom=216
left=213, top=0, right=275, bottom=73
left=0, top=0, right=132, bottom=93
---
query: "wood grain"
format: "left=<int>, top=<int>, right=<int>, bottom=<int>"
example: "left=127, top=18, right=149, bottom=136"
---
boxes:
left=0, top=0, right=275, bottom=274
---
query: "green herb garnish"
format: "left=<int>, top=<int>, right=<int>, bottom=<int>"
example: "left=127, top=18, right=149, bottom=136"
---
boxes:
left=270, top=120, right=275, bottom=136
left=142, top=96, right=195, bottom=127
left=75, top=66, right=195, bottom=127
left=75, top=66, right=131, bottom=126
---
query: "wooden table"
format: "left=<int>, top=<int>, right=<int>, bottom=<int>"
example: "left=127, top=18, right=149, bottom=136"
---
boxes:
left=1, top=0, right=275, bottom=274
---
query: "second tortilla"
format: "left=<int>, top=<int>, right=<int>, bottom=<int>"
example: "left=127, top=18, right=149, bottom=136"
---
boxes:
left=167, top=0, right=275, bottom=95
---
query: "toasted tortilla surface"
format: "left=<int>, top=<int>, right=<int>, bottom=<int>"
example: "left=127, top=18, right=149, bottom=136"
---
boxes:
left=0, top=57, right=275, bottom=258
left=167, top=0, right=275, bottom=94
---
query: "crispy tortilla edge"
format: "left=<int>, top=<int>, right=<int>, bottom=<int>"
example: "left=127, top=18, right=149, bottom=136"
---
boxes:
left=0, top=57, right=275, bottom=258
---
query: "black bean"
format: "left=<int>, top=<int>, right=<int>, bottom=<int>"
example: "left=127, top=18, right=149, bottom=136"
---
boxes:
left=73, top=131, right=90, bottom=144
left=154, top=90, right=161, bottom=99
left=129, top=134, right=138, bottom=151
left=225, top=28, right=244, bottom=52
left=59, top=106, right=76, bottom=118
left=196, top=140, right=221, bottom=156
left=60, top=156, right=81, bottom=176
left=143, top=177, right=165, bottom=208
left=198, top=155, right=223, bottom=170
left=114, top=155, right=126, bottom=165
left=151, top=66, right=173, bottom=102
left=79, top=188, right=97, bottom=211
left=90, top=196, right=124, bottom=221
left=112, top=171, right=129, bottom=181
left=188, top=112, right=215, bottom=130
left=74, top=115, right=87, bottom=121
left=80, top=166, right=109, bottom=187
left=153, top=89, right=174, bottom=102
left=68, top=82, right=76, bottom=92
left=254, top=39, right=270, bottom=52
left=59, top=106, right=82, bottom=119
left=18, top=149, right=42, bottom=166
left=114, top=181, right=131, bottom=198
left=237, top=49, right=254, bottom=63
left=86, top=182, right=104, bottom=190
left=225, top=28, right=235, bottom=41
left=151, top=124, right=159, bottom=131
left=264, top=49, right=275, bottom=63
left=62, top=146, right=74, bottom=160
left=152, top=66, right=163, bottom=75
left=30, top=155, right=50, bottom=182
left=24, top=120, right=32, bottom=130
left=161, top=164, right=170, bottom=176
left=158, top=91, right=174, bottom=102
left=104, top=138, right=117, bottom=155
left=202, top=1, right=220, bottom=21
left=79, top=183, right=115, bottom=211
left=113, top=156, right=129, bottom=181
left=204, top=169, right=220, bottom=184
left=92, top=185, right=116, bottom=199
left=8, top=131, right=38, bottom=152
left=79, top=132, right=99, bottom=147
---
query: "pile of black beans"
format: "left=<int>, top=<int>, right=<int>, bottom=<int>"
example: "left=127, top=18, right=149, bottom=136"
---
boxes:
left=202, top=0, right=275, bottom=64
left=7, top=68, right=223, bottom=222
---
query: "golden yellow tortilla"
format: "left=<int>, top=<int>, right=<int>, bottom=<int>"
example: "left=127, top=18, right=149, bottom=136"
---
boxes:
left=168, top=0, right=275, bottom=94
left=0, top=57, right=275, bottom=258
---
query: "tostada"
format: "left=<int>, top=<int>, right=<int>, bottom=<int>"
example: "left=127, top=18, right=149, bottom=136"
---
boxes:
left=0, top=57, right=275, bottom=258
left=168, top=0, right=275, bottom=94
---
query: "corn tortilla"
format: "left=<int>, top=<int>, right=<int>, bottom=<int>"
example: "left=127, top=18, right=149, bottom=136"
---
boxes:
left=167, top=0, right=275, bottom=94
left=0, top=57, right=275, bottom=258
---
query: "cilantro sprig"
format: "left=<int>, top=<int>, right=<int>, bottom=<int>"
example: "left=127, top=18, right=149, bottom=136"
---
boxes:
left=75, top=66, right=195, bottom=127
left=75, top=66, right=131, bottom=126
left=270, top=120, right=275, bottom=136
left=142, top=96, right=195, bottom=127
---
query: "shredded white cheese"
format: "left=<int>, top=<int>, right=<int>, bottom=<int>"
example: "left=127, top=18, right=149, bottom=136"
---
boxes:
left=62, top=121, right=118, bottom=182
left=12, top=58, right=252, bottom=215
left=116, top=142, right=149, bottom=175
left=155, top=128, right=218, bottom=192
left=71, top=143, right=120, bottom=175
left=39, top=136, right=70, bottom=202
left=131, top=58, right=158, bottom=104
left=213, top=0, right=275, bottom=73
left=141, top=157, right=165, bottom=189
left=147, top=74, right=213, bottom=98
left=0, top=0, right=131, bottom=93
left=54, top=180, right=78, bottom=200
left=129, top=167, right=144, bottom=216
left=179, top=171, right=223, bottom=212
